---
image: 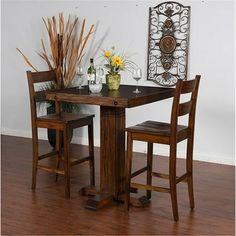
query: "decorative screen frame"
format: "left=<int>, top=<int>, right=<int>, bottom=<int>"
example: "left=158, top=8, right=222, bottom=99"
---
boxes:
left=147, top=2, right=191, bottom=87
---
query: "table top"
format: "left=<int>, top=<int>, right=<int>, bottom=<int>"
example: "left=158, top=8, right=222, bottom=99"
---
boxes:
left=46, top=84, right=175, bottom=108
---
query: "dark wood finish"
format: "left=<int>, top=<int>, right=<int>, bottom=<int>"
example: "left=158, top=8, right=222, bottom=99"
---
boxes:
left=27, top=70, right=95, bottom=198
left=100, top=107, right=125, bottom=197
left=1, top=135, right=235, bottom=235
left=85, top=106, right=126, bottom=210
left=125, top=75, right=201, bottom=221
left=46, top=84, right=175, bottom=108
left=46, top=84, right=175, bottom=209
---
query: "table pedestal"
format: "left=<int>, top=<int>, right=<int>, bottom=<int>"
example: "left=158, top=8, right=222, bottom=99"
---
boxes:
left=83, top=106, right=126, bottom=210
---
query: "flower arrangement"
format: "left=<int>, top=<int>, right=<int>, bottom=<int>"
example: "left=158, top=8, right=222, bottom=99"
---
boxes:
left=17, top=13, right=94, bottom=88
left=17, top=13, right=94, bottom=112
left=102, top=46, right=135, bottom=75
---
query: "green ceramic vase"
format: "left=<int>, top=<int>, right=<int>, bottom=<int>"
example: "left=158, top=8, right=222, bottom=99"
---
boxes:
left=106, top=73, right=121, bottom=90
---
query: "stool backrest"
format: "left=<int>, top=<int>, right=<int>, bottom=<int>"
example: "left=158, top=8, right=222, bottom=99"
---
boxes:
left=171, top=75, right=201, bottom=136
left=26, top=70, right=57, bottom=130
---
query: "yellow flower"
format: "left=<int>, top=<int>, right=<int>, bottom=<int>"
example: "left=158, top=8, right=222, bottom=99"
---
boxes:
left=119, top=62, right=125, bottom=70
left=102, top=47, right=134, bottom=75
left=111, top=56, right=123, bottom=67
left=104, top=50, right=111, bottom=58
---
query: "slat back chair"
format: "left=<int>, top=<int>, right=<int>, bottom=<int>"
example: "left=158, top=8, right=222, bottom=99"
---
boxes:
left=125, top=75, right=201, bottom=221
left=27, top=70, right=95, bottom=198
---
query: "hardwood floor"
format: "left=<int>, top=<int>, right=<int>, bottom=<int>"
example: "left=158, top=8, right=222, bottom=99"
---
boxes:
left=1, top=135, right=235, bottom=235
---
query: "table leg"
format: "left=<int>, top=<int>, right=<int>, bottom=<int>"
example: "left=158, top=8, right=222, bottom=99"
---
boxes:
left=84, top=106, right=126, bottom=210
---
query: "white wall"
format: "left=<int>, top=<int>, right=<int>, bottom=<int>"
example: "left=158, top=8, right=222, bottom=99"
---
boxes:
left=1, top=0, right=235, bottom=165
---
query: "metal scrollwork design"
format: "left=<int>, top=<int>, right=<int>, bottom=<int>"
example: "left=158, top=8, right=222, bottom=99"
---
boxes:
left=147, top=1, right=191, bottom=87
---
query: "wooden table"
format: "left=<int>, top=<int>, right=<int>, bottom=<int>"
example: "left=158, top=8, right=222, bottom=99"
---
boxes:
left=46, top=84, right=174, bottom=209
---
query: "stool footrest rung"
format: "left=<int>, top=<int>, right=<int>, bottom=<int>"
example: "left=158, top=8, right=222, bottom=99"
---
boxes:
left=38, top=164, right=65, bottom=175
left=130, top=182, right=170, bottom=193
left=131, top=167, right=148, bottom=178
left=70, top=156, right=91, bottom=166
left=176, top=173, right=189, bottom=183
left=152, top=172, right=190, bottom=184
left=38, top=150, right=58, bottom=160
left=152, top=171, right=169, bottom=179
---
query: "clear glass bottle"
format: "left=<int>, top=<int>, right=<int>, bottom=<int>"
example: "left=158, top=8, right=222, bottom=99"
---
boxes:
left=87, top=58, right=96, bottom=86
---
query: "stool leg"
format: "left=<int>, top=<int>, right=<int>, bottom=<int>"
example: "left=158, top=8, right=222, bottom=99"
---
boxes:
left=125, top=132, right=133, bottom=211
left=55, top=130, right=62, bottom=182
left=146, top=142, right=153, bottom=199
left=88, top=123, right=95, bottom=186
left=31, top=128, right=38, bottom=190
left=187, top=135, right=195, bottom=209
left=63, top=127, right=70, bottom=198
left=169, top=144, right=179, bottom=221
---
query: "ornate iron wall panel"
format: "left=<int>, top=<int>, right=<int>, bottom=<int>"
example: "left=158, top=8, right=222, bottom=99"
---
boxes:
left=147, top=2, right=191, bottom=87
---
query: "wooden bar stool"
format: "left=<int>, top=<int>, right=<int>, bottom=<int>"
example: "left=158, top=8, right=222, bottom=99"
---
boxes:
left=27, top=70, right=95, bottom=198
left=125, top=75, right=201, bottom=221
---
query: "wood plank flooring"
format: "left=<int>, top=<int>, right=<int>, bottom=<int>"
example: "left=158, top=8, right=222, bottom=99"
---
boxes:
left=1, top=135, right=235, bottom=235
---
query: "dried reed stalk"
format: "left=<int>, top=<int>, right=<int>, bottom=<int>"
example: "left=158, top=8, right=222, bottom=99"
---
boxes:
left=41, top=13, right=94, bottom=87
left=16, top=48, right=38, bottom=72
left=17, top=13, right=94, bottom=88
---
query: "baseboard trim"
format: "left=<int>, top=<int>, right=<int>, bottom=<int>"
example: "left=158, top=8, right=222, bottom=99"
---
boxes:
left=131, top=142, right=235, bottom=166
left=1, top=128, right=234, bottom=166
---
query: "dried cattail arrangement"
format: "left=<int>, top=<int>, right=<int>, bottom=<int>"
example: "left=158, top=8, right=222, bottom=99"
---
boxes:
left=17, top=13, right=94, bottom=88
